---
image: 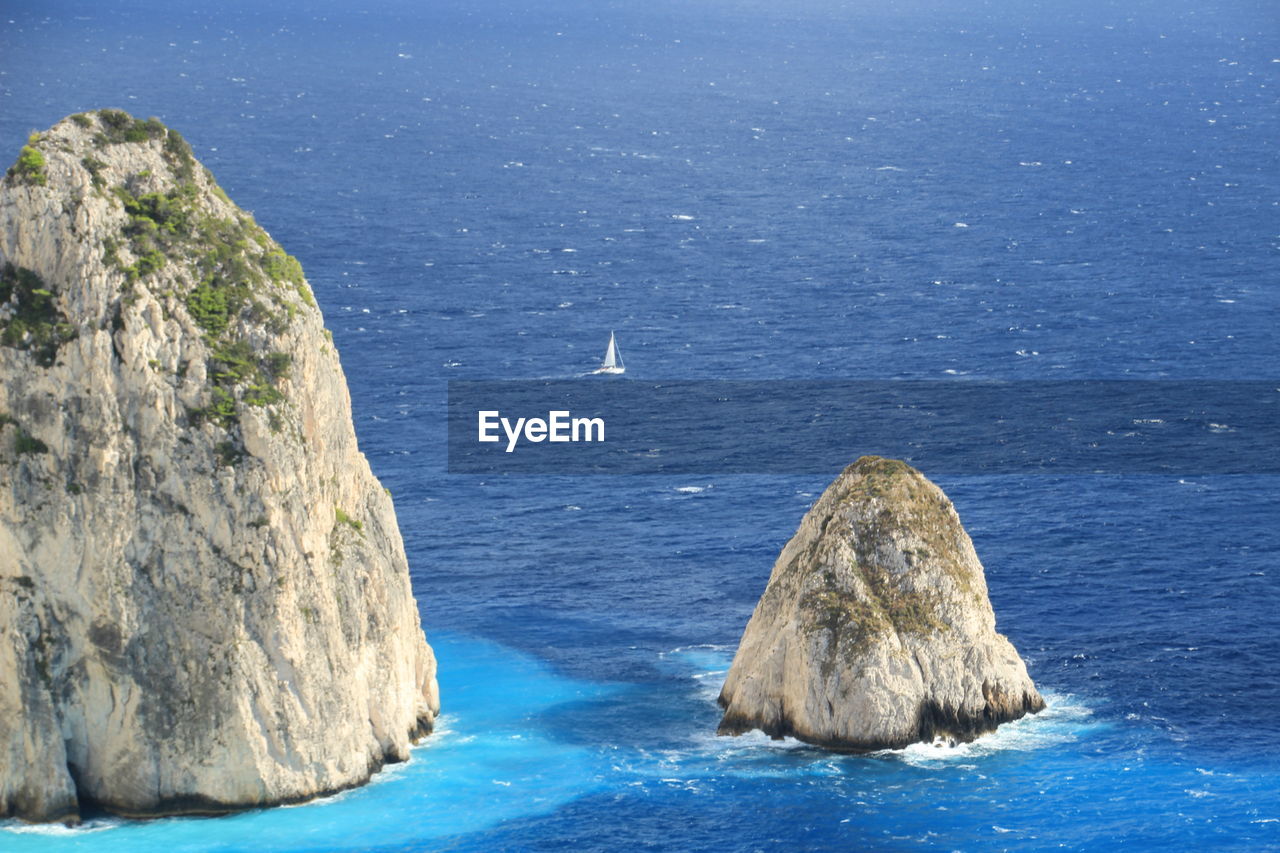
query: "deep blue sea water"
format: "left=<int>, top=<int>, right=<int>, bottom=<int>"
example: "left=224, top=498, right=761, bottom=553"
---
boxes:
left=3, top=0, right=1278, bottom=848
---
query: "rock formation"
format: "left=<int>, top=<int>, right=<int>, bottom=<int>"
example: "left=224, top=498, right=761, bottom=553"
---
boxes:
left=718, top=456, right=1043, bottom=751
left=0, top=111, right=439, bottom=823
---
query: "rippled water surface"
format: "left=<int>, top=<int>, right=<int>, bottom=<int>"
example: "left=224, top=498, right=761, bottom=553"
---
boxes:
left=2, top=0, right=1278, bottom=848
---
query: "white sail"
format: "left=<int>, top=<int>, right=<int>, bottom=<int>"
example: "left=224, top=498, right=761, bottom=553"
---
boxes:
left=593, top=331, right=625, bottom=374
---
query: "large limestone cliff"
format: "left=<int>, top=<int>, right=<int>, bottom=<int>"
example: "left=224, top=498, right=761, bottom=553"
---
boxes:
left=0, top=111, right=439, bottom=823
left=718, top=456, right=1043, bottom=751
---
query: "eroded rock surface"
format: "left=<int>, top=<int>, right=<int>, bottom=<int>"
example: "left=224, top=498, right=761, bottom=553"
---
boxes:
left=0, top=111, right=438, bottom=822
left=718, top=456, right=1043, bottom=751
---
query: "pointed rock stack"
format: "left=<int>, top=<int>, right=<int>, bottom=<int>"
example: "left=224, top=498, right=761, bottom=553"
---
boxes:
left=718, top=456, right=1043, bottom=751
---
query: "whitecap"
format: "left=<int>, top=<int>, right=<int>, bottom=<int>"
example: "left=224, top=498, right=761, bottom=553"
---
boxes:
left=2, top=819, right=120, bottom=837
left=883, top=691, right=1097, bottom=767
left=675, top=485, right=706, bottom=493
left=662, top=643, right=734, bottom=656
left=701, top=729, right=813, bottom=754
left=671, top=214, right=695, bottom=221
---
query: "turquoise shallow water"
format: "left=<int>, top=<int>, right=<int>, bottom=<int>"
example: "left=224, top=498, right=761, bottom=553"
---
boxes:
left=0, top=635, right=1108, bottom=852
left=3, top=0, right=1279, bottom=847
left=6, top=628, right=1276, bottom=851
left=1, top=634, right=616, bottom=851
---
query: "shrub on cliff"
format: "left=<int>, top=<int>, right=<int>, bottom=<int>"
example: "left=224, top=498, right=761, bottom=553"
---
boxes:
left=7, top=134, right=47, bottom=186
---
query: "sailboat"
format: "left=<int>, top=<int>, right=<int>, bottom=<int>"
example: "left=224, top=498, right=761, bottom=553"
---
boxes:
left=592, top=331, right=625, bottom=375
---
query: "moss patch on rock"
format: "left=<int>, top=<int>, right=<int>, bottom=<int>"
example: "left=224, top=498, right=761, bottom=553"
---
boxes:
left=792, top=457, right=969, bottom=664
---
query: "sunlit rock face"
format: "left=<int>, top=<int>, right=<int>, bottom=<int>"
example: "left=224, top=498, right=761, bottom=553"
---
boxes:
left=0, top=111, right=438, bottom=823
left=718, top=456, right=1043, bottom=752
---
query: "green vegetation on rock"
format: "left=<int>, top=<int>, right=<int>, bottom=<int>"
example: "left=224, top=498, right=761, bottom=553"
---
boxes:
left=214, top=440, right=243, bottom=467
left=13, top=427, right=49, bottom=455
left=162, top=128, right=196, bottom=182
left=174, top=208, right=306, bottom=431
left=78, top=111, right=312, bottom=438
left=80, top=156, right=107, bottom=189
left=262, top=249, right=304, bottom=286
left=7, top=133, right=47, bottom=187
left=3, top=110, right=319, bottom=459
left=194, top=387, right=237, bottom=429
left=0, top=262, right=78, bottom=367
left=94, top=110, right=166, bottom=146
left=185, top=278, right=243, bottom=337
left=335, top=506, right=364, bottom=533
left=794, top=458, right=961, bottom=660
left=112, top=182, right=199, bottom=281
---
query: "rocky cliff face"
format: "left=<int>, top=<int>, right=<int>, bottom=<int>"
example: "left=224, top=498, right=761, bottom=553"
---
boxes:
left=0, top=111, right=439, bottom=823
left=718, top=456, right=1043, bottom=751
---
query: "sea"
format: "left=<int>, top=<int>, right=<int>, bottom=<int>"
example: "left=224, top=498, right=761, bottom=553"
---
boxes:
left=2, top=0, right=1278, bottom=849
